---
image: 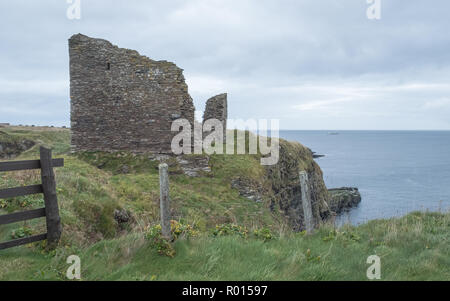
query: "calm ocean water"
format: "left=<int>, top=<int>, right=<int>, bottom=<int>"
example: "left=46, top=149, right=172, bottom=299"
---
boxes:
left=279, top=131, right=450, bottom=225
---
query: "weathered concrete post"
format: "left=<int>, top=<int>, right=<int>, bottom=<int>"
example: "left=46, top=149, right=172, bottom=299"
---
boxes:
left=299, top=171, right=314, bottom=233
left=159, top=163, right=171, bottom=239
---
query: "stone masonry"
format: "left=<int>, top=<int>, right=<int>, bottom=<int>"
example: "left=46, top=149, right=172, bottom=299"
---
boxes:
left=69, top=34, right=195, bottom=153
left=202, top=93, right=228, bottom=143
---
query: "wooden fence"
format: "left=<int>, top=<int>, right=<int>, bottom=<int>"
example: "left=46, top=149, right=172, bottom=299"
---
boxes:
left=0, top=147, right=63, bottom=250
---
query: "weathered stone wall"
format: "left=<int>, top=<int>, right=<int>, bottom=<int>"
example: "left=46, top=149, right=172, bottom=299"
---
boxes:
left=202, top=93, right=227, bottom=143
left=69, top=34, right=195, bottom=153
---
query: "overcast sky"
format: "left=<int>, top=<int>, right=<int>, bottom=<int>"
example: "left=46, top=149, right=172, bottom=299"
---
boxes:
left=1, top=0, right=449, bottom=129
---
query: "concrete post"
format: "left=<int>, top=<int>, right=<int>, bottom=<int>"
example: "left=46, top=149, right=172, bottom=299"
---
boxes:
left=299, top=171, right=314, bottom=233
left=159, top=163, right=171, bottom=239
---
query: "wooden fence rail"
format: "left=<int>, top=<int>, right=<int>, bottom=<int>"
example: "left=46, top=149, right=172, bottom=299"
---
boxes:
left=0, top=158, right=64, bottom=172
left=0, top=147, right=63, bottom=250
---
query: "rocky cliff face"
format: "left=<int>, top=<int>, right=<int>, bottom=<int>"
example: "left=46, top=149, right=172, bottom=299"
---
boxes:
left=265, top=139, right=331, bottom=230
left=225, top=137, right=333, bottom=230
left=226, top=137, right=364, bottom=230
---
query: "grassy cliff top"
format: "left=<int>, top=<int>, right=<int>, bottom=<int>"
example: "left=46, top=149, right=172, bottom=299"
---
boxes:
left=0, top=126, right=448, bottom=280
left=0, top=127, right=283, bottom=245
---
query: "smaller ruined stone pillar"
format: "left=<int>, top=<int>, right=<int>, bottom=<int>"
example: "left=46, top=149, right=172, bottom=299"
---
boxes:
left=159, top=163, right=171, bottom=239
left=202, top=93, right=228, bottom=143
left=299, top=171, right=314, bottom=233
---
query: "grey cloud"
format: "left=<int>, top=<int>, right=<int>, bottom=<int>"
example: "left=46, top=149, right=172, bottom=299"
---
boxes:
left=0, top=0, right=449, bottom=129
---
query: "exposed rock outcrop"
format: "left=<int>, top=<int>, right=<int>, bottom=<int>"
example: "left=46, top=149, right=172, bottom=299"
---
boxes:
left=306, top=147, right=325, bottom=159
left=176, top=155, right=211, bottom=177
left=0, top=131, right=35, bottom=159
left=114, top=209, right=131, bottom=224
left=231, top=177, right=264, bottom=203
left=265, top=140, right=331, bottom=231
left=328, top=187, right=362, bottom=214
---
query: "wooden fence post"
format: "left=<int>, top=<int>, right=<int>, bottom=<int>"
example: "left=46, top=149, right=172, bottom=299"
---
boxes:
left=40, top=146, right=62, bottom=249
left=299, top=171, right=314, bottom=233
left=159, top=163, right=171, bottom=239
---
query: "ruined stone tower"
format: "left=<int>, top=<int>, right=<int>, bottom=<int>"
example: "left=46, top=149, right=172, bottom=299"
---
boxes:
left=202, top=93, right=228, bottom=143
left=69, top=34, right=195, bottom=153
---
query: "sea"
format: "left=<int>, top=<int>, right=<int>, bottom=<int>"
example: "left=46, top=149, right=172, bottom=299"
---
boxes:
left=279, top=130, right=450, bottom=225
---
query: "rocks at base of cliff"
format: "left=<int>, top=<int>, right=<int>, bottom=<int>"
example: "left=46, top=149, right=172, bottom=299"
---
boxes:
left=306, top=147, right=325, bottom=159
left=0, top=131, right=35, bottom=159
left=312, top=152, right=325, bottom=159
left=328, top=187, right=361, bottom=214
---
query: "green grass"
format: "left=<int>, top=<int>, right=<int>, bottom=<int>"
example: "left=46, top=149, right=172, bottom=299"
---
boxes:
left=0, top=211, right=448, bottom=280
left=1, top=126, right=70, bottom=156
left=0, top=127, right=281, bottom=249
left=0, top=126, right=449, bottom=281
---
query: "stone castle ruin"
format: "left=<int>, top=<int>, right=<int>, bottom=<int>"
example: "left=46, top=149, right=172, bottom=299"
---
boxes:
left=69, top=34, right=227, bottom=153
left=203, top=93, right=227, bottom=143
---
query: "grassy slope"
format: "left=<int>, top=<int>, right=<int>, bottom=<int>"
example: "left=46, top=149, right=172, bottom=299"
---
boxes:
left=0, top=126, right=449, bottom=280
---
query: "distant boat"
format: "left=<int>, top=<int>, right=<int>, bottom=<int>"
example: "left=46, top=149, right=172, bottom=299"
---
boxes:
left=328, top=132, right=339, bottom=135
